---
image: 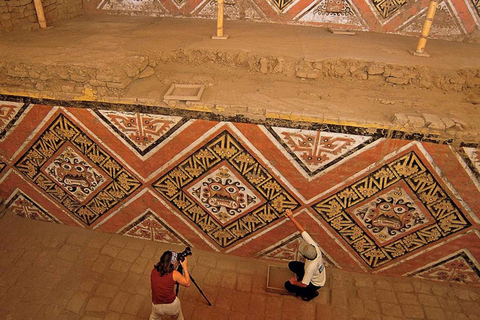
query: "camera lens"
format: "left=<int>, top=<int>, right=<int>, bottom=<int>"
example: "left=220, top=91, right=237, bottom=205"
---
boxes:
left=177, top=247, right=192, bottom=262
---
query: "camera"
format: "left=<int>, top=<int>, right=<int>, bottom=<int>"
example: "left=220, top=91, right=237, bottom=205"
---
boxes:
left=177, top=246, right=192, bottom=262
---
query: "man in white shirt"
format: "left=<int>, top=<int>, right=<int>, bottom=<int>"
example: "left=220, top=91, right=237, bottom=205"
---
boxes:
left=284, top=209, right=326, bottom=301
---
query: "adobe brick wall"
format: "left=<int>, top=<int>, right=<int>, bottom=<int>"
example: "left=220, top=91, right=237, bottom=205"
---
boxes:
left=0, top=0, right=83, bottom=33
left=1, top=52, right=479, bottom=103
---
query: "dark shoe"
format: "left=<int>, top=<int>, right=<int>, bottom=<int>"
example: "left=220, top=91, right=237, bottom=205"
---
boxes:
left=301, top=291, right=319, bottom=301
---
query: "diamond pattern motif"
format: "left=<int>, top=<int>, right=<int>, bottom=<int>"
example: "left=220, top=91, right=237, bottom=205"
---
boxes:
left=186, top=164, right=264, bottom=225
left=96, top=110, right=187, bottom=156
left=371, top=0, right=407, bottom=19
left=119, top=209, right=190, bottom=245
left=351, top=185, right=432, bottom=244
left=0, top=99, right=478, bottom=285
left=407, top=250, right=480, bottom=285
left=473, top=0, right=480, bottom=17
left=294, top=0, right=367, bottom=28
left=91, top=0, right=477, bottom=39
left=463, top=146, right=480, bottom=181
left=15, top=113, right=142, bottom=225
left=7, top=191, right=60, bottom=223
left=267, top=126, right=373, bottom=177
left=0, top=101, right=28, bottom=141
left=153, top=130, right=300, bottom=248
left=257, top=233, right=339, bottom=267
left=44, top=145, right=108, bottom=202
left=313, top=150, right=471, bottom=268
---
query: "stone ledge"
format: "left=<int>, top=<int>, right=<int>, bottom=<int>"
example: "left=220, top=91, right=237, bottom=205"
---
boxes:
left=1, top=52, right=479, bottom=106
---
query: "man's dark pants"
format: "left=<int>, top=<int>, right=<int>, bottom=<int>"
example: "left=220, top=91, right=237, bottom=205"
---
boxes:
left=284, top=261, right=321, bottom=300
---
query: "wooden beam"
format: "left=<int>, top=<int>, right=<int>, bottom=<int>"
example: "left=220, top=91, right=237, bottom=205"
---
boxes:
left=33, top=0, right=47, bottom=29
left=212, top=0, right=228, bottom=39
left=413, top=0, right=438, bottom=57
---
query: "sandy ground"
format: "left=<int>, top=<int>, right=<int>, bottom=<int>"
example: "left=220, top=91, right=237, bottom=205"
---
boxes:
left=1, top=15, right=480, bottom=136
left=1, top=209, right=480, bottom=320
left=127, top=61, right=477, bottom=126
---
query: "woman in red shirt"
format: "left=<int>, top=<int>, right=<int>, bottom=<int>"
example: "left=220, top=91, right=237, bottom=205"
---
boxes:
left=150, top=251, right=191, bottom=320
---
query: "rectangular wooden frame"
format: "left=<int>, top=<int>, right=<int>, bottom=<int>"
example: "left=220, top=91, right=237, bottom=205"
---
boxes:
left=164, top=84, right=205, bottom=101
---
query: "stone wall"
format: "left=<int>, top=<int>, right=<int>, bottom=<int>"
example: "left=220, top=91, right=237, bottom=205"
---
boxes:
left=1, top=51, right=479, bottom=103
left=0, top=0, right=84, bottom=33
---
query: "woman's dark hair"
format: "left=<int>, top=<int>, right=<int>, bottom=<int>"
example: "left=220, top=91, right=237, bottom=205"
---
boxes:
left=154, top=251, right=175, bottom=276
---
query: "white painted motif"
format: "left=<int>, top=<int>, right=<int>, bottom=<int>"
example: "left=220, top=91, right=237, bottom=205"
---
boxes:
left=294, top=0, right=367, bottom=29
left=97, top=0, right=168, bottom=14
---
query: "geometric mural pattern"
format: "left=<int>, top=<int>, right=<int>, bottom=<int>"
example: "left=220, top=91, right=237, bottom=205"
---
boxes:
left=194, top=0, right=262, bottom=20
left=185, top=164, right=264, bottom=225
left=471, top=0, right=480, bottom=17
left=119, top=209, right=190, bottom=245
left=97, top=0, right=168, bottom=13
left=0, top=101, right=28, bottom=141
left=407, top=250, right=480, bottom=285
left=462, top=145, right=480, bottom=182
left=258, top=233, right=307, bottom=261
left=294, top=0, right=367, bottom=28
left=86, top=0, right=480, bottom=44
left=268, top=0, right=297, bottom=12
left=313, top=151, right=471, bottom=268
left=267, top=126, right=374, bottom=177
left=7, top=190, right=61, bottom=223
left=396, top=0, right=466, bottom=39
left=370, top=0, right=407, bottom=19
left=171, top=0, right=188, bottom=9
left=95, top=110, right=188, bottom=156
left=0, top=98, right=478, bottom=286
left=14, top=113, right=142, bottom=225
left=90, top=0, right=479, bottom=39
left=352, top=186, right=432, bottom=244
left=153, top=130, right=300, bottom=248
left=84, top=0, right=480, bottom=45
left=256, top=233, right=339, bottom=268
left=44, top=145, right=108, bottom=202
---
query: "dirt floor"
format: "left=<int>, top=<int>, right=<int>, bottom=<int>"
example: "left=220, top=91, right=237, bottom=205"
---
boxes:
left=128, top=60, right=477, bottom=125
left=1, top=15, right=480, bottom=139
left=1, top=210, right=480, bottom=320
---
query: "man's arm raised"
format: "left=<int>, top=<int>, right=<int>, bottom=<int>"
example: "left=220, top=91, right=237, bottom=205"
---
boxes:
left=285, top=209, right=305, bottom=233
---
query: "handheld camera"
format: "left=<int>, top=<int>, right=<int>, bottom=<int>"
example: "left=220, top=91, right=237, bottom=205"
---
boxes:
left=177, top=246, right=192, bottom=262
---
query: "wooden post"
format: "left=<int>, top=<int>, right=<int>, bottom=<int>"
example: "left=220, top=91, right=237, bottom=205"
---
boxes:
left=212, top=0, right=228, bottom=39
left=412, top=0, right=438, bottom=57
left=33, top=0, right=47, bottom=29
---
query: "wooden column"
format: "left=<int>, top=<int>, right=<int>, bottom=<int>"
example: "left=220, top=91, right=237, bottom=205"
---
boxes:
left=412, top=0, right=438, bottom=57
left=33, top=0, right=48, bottom=29
left=212, top=0, right=228, bottom=39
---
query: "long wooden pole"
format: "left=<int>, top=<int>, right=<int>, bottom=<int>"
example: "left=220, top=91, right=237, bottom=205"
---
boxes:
left=414, top=0, right=438, bottom=55
left=33, top=0, right=47, bottom=29
left=212, top=0, right=228, bottom=39
left=217, top=0, right=224, bottom=37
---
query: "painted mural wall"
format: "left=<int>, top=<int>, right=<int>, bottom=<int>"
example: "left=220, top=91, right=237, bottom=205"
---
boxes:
left=82, top=0, right=480, bottom=41
left=1, top=97, right=480, bottom=286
